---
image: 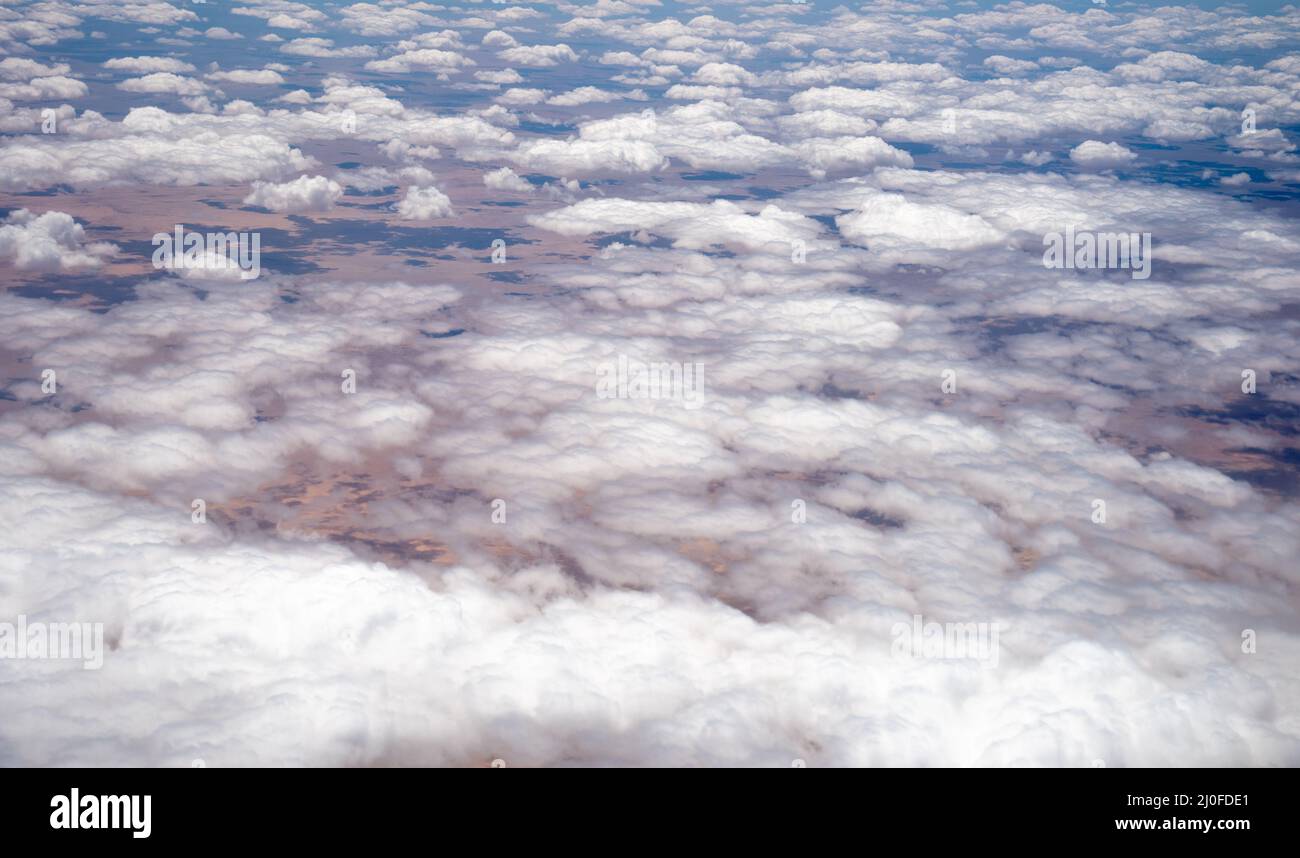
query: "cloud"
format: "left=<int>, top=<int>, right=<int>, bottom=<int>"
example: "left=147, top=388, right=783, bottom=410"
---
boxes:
left=102, top=56, right=196, bottom=74
left=511, top=136, right=667, bottom=174
left=280, top=38, right=377, bottom=58
left=3, top=0, right=1300, bottom=770
left=277, top=89, right=314, bottom=104
left=116, top=73, right=208, bottom=95
left=475, top=68, right=524, bottom=85
left=529, top=198, right=824, bottom=251
left=0, top=58, right=72, bottom=79
left=0, top=209, right=117, bottom=270
left=482, top=30, right=519, bottom=48
left=498, top=44, right=580, bottom=67
left=231, top=2, right=328, bottom=30
left=837, top=191, right=1005, bottom=252
left=207, top=69, right=287, bottom=86
left=0, top=107, right=316, bottom=191
left=692, top=61, right=757, bottom=87
left=1070, top=140, right=1138, bottom=169
left=483, top=166, right=533, bottom=193
left=777, top=109, right=877, bottom=138
left=495, top=87, right=549, bottom=106
left=792, top=136, right=914, bottom=176
left=0, top=76, right=87, bottom=101
left=338, top=2, right=438, bottom=36
left=983, top=55, right=1039, bottom=75
left=395, top=184, right=454, bottom=219
left=547, top=87, right=646, bottom=107
left=365, top=49, right=474, bottom=74
left=267, top=13, right=317, bottom=30
left=242, top=175, right=343, bottom=212
left=496, top=101, right=911, bottom=176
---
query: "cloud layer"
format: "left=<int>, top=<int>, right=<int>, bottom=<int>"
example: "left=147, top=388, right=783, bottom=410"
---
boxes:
left=0, top=0, right=1297, bottom=768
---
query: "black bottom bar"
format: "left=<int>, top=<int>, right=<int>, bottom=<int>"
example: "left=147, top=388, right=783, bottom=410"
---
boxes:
left=0, top=767, right=1289, bottom=846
